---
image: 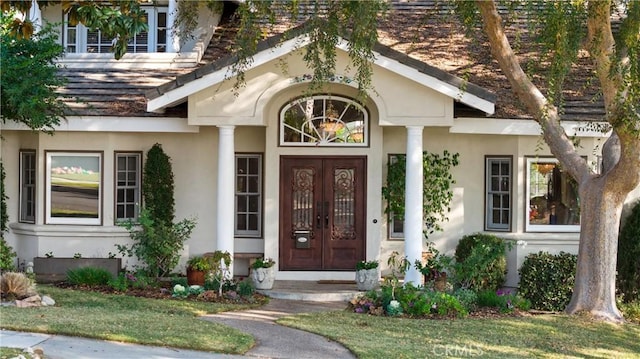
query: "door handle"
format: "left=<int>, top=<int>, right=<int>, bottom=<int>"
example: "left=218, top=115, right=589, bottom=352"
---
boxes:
left=324, top=201, right=329, bottom=228
left=316, top=201, right=323, bottom=229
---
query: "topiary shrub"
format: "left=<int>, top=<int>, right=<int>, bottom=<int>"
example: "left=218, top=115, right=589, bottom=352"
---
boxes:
left=617, top=200, right=640, bottom=303
left=143, top=143, right=175, bottom=226
left=518, top=251, right=577, bottom=311
left=453, top=233, right=508, bottom=291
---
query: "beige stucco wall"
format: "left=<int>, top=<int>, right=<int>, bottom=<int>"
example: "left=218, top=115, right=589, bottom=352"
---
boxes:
left=190, top=48, right=453, bottom=127
left=1, top=127, right=244, bottom=272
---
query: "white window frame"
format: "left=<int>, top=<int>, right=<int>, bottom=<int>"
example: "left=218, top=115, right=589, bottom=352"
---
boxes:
left=46, top=151, right=103, bottom=225
left=525, top=157, right=580, bottom=232
left=64, top=7, right=168, bottom=54
left=387, top=154, right=405, bottom=239
left=485, top=156, right=512, bottom=231
left=19, top=150, right=37, bottom=224
left=279, top=95, right=369, bottom=147
left=235, top=153, right=263, bottom=237
left=114, top=152, right=141, bottom=223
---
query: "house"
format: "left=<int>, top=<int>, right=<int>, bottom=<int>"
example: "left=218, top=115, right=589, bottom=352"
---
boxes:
left=2, top=1, right=638, bottom=287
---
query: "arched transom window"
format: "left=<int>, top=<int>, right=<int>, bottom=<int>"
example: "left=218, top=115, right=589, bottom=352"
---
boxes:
left=280, top=96, right=368, bottom=147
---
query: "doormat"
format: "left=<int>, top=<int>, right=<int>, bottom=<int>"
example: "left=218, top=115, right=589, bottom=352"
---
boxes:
left=317, top=280, right=356, bottom=284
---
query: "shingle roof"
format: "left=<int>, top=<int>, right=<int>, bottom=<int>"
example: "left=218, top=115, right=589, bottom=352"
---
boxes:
left=61, top=0, right=606, bottom=121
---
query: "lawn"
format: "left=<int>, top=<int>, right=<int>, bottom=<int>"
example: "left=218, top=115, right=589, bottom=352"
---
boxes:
left=2, top=286, right=639, bottom=358
left=277, top=311, right=640, bottom=359
left=0, top=286, right=259, bottom=354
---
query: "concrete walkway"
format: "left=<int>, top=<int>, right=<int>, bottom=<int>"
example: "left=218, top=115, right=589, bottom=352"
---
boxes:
left=202, top=299, right=355, bottom=359
left=1, top=297, right=355, bottom=359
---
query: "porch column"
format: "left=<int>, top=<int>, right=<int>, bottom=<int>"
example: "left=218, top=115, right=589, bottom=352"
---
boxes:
left=167, top=0, right=179, bottom=53
left=29, top=0, right=41, bottom=31
left=404, top=126, right=424, bottom=286
left=217, top=125, right=235, bottom=276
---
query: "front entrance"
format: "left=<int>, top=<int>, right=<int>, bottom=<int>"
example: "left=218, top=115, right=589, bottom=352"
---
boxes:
left=280, top=156, right=366, bottom=270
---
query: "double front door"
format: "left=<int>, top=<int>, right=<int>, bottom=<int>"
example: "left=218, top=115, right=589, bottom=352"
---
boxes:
left=280, top=156, right=366, bottom=270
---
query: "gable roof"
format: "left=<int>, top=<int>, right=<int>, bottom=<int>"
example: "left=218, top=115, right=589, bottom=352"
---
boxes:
left=58, top=1, right=607, bottom=121
left=145, top=20, right=497, bottom=115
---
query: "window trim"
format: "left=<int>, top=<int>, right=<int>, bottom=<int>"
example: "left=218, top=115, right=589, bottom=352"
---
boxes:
left=234, top=153, right=263, bottom=238
left=114, top=151, right=142, bottom=223
left=19, top=150, right=37, bottom=224
left=525, top=156, right=580, bottom=233
left=387, top=154, right=405, bottom=239
left=484, top=156, right=513, bottom=232
left=45, top=151, right=103, bottom=225
left=279, top=95, right=369, bottom=147
left=63, top=6, right=168, bottom=54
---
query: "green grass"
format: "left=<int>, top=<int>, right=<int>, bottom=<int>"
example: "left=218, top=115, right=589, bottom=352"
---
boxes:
left=278, top=311, right=640, bottom=359
left=0, top=286, right=259, bottom=354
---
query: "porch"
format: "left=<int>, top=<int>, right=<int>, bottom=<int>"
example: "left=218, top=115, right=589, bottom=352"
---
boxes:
left=255, top=280, right=362, bottom=302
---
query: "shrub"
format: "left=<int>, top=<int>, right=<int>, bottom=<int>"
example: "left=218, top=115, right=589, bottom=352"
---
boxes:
left=0, top=272, right=36, bottom=300
left=119, top=208, right=196, bottom=278
left=518, top=251, right=577, bottom=311
left=453, top=233, right=508, bottom=291
left=143, top=143, right=175, bottom=226
left=618, top=299, right=640, bottom=325
left=617, top=200, right=640, bottom=303
left=477, top=289, right=530, bottom=313
left=236, top=279, right=255, bottom=297
left=0, top=238, right=16, bottom=272
left=66, top=267, right=113, bottom=286
left=453, top=287, right=478, bottom=312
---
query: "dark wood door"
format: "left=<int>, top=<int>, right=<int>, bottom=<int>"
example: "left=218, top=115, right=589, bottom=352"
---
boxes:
left=280, top=156, right=366, bottom=270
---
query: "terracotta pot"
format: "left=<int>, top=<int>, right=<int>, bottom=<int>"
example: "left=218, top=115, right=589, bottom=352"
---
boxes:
left=186, top=268, right=206, bottom=286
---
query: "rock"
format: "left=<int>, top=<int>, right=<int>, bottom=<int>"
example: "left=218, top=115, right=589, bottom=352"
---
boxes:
left=23, top=295, right=41, bottom=303
left=41, top=295, right=55, bottom=306
left=16, top=300, right=39, bottom=308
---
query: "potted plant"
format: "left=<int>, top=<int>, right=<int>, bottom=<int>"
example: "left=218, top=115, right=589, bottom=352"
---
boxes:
left=416, top=242, right=452, bottom=291
left=186, top=255, right=212, bottom=286
left=250, top=257, right=276, bottom=290
left=355, top=260, right=379, bottom=291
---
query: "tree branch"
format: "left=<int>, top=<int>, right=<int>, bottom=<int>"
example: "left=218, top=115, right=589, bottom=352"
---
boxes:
left=475, top=0, right=590, bottom=182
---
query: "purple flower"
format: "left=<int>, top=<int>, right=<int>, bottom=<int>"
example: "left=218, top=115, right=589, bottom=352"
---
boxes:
left=355, top=307, right=364, bottom=313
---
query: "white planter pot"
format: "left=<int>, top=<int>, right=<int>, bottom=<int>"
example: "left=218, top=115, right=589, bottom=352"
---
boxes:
left=251, top=267, right=275, bottom=290
left=356, top=268, right=379, bottom=291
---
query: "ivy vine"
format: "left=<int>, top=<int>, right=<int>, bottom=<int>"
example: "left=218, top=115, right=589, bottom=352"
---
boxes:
left=382, top=150, right=460, bottom=240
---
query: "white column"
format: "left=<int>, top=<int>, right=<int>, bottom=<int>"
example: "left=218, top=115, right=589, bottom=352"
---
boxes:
left=404, top=126, right=424, bottom=286
left=167, top=0, right=179, bottom=53
left=217, top=126, right=235, bottom=276
left=29, top=0, right=41, bottom=31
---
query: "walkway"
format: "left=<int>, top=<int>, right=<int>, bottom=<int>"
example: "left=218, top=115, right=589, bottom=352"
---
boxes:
left=1, top=281, right=360, bottom=359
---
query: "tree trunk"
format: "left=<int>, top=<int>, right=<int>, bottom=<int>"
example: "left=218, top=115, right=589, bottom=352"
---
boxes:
left=565, top=177, right=625, bottom=322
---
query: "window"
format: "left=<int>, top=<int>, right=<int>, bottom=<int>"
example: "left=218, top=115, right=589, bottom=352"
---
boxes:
left=485, top=156, right=512, bottom=231
left=387, top=154, right=404, bottom=239
left=46, top=152, right=102, bottom=225
left=526, top=157, right=580, bottom=232
left=280, top=95, right=368, bottom=147
left=19, top=150, right=36, bottom=223
left=235, top=154, right=262, bottom=237
left=64, top=7, right=167, bottom=54
left=115, top=152, right=141, bottom=222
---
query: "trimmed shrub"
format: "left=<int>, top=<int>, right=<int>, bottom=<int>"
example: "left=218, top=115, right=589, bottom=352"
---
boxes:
left=0, top=162, right=16, bottom=272
left=454, top=233, right=507, bottom=291
left=66, top=267, right=113, bottom=286
left=518, top=251, right=577, bottom=311
left=143, top=143, right=175, bottom=226
left=617, top=200, right=640, bottom=303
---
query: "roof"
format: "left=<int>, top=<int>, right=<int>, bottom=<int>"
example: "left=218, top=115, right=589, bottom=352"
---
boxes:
left=60, top=0, right=606, bottom=121
left=145, top=20, right=497, bottom=114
